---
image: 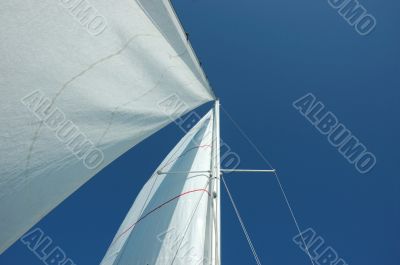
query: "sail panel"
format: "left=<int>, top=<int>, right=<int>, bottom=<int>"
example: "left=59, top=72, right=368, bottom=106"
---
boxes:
left=136, top=0, right=213, bottom=93
left=0, top=0, right=214, bottom=253
left=101, top=110, right=214, bottom=265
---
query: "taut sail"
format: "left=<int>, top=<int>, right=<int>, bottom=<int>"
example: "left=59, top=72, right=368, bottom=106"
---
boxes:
left=101, top=110, right=215, bottom=265
left=0, top=0, right=214, bottom=253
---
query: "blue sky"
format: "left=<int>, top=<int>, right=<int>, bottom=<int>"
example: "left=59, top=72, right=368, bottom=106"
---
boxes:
left=1, top=0, right=399, bottom=264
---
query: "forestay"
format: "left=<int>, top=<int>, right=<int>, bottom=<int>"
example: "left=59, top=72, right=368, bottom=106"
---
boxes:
left=0, top=0, right=214, bottom=253
left=101, top=110, right=214, bottom=265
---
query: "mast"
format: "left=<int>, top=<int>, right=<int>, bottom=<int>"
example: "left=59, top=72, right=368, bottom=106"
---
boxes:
left=211, top=99, right=221, bottom=265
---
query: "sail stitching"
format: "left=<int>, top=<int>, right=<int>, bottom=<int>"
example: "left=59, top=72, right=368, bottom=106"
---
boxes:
left=24, top=33, right=153, bottom=176
left=112, top=186, right=211, bottom=245
left=96, top=65, right=183, bottom=146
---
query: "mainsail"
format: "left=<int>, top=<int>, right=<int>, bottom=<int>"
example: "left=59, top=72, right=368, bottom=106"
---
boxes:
left=0, top=0, right=214, bottom=253
left=101, top=110, right=215, bottom=265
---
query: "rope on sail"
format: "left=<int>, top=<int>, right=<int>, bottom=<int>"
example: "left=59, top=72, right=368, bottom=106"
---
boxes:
left=220, top=105, right=316, bottom=265
left=221, top=175, right=262, bottom=265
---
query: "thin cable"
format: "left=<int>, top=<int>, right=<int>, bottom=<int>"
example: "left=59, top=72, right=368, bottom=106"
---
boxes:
left=220, top=105, right=316, bottom=265
left=221, top=175, right=262, bottom=265
left=170, top=181, right=211, bottom=265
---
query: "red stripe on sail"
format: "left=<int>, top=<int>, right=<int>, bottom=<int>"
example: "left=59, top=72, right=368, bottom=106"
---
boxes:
left=111, top=188, right=210, bottom=245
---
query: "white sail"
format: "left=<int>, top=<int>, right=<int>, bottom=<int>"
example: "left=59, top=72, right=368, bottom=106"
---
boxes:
left=101, top=110, right=214, bottom=265
left=0, top=0, right=214, bottom=253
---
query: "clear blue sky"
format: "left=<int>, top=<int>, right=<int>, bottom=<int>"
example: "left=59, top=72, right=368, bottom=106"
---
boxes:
left=1, top=0, right=399, bottom=264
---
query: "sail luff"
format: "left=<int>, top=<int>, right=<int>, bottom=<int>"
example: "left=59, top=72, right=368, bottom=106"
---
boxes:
left=135, top=0, right=215, bottom=99
left=163, top=0, right=215, bottom=98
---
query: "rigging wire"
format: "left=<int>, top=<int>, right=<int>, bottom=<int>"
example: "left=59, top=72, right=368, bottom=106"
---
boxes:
left=220, top=105, right=316, bottom=265
left=221, top=175, right=263, bottom=265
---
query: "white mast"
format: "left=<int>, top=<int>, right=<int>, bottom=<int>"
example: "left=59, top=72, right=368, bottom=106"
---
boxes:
left=211, top=99, right=221, bottom=265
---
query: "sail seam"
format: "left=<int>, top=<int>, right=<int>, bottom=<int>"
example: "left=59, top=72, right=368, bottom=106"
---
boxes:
left=158, top=144, right=211, bottom=171
left=23, top=33, right=153, bottom=176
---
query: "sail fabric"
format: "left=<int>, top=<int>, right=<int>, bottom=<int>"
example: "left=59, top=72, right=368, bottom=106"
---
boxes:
left=101, top=110, right=214, bottom=265
left=136, top=0, right=210, bottom=89
left=0, top=0, right=214, bottom=253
